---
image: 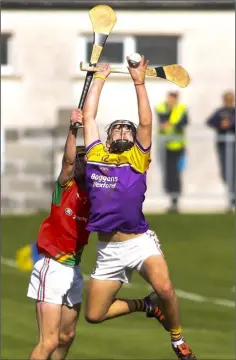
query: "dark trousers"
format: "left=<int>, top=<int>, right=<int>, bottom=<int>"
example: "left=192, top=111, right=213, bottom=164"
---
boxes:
left=216, top=141, right=235, bottom=205
left=163, top=148, right=184, bottom=196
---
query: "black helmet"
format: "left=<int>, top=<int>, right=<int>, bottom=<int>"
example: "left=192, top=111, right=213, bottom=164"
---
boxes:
left=76, top=145, right=86, bottom=158
left=74, top=145, right=86, bottom=180
left=106, top=120, right=137, bottom=152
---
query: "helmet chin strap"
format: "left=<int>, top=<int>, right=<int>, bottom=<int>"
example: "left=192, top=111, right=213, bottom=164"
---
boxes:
left=110, top=139, right=134, bottom=152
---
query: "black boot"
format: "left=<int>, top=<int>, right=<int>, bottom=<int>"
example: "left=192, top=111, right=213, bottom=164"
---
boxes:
left=167, top=196, right=179, bottom=213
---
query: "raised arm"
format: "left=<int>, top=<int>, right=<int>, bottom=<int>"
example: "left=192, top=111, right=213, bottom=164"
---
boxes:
left=58, top=109, right=82, bottom=185
left=83, top=64, right=111, bottom=148
left=127, top=56, right=152, bottom=150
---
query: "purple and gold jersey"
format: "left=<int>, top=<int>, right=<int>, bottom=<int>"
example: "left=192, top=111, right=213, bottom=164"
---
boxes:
left=85, top=139, right=151, bottom=234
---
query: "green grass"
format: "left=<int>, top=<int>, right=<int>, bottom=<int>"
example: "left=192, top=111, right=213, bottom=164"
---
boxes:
left=1, top=213, right=234, bottom=359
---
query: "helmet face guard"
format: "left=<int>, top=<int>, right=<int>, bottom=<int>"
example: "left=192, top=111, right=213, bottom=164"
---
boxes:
left=106, top=120, right=137, bottom=153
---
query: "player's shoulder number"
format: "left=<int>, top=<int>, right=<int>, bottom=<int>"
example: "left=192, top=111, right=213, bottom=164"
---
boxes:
left=101, top=155, right=121, bottom=165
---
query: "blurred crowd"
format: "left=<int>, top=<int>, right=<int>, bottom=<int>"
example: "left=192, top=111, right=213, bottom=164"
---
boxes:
left=155, top=90, right=235, bottom=213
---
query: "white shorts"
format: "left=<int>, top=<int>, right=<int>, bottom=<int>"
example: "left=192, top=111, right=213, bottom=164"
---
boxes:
left=27, top=256, right=83, bottom=306
left=91, top=230, right=163, bottom=283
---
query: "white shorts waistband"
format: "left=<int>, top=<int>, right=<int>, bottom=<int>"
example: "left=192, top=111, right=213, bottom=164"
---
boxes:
left=98, top=232, right=148, bottom=248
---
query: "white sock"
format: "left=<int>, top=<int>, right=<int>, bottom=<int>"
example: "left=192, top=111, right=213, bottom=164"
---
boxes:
left=172, top=337, right=184, bottom=347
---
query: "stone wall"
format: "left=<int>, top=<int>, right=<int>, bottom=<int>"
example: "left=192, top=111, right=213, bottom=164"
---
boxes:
left=1, top=109, right=85, bottom=214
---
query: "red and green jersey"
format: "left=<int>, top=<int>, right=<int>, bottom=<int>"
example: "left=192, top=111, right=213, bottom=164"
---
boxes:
left=37, top=179, right=90, bottom=266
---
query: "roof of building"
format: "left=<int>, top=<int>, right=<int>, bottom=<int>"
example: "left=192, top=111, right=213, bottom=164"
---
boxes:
left=1, top=0, right=234, bottom=11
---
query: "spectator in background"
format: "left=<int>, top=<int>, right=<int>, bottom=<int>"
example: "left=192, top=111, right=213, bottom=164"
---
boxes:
left=206, top=91, right=235, bottom=212
left=1, top=122, right=5, bottom=173
left=155, top=92, right=189, bottom=213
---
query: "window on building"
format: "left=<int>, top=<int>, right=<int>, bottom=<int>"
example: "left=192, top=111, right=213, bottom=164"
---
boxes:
left=1, top=33, right=12, bottom=66
left=80, top=34, right=179, bottom=67
left=87, top=41, right=123, bottom=63
left=84, top=35, right=135, bottom=65
left=136, top=35, right=179, bottom=66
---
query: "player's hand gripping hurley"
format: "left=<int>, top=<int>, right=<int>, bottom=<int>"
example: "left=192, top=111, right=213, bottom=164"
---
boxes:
left=73, top=5, right=117, bottom=128
left=80, top=61, right=190, bottom=88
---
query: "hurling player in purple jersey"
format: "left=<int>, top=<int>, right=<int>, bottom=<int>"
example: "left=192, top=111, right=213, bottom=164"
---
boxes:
left=82, top=56, right=197, bottom=360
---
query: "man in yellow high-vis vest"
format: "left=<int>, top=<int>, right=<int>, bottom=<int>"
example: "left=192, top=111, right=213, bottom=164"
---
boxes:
left=156, top=92, right=189, bottom=213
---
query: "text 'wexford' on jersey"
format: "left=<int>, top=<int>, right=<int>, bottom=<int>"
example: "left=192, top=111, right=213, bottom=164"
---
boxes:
left=37, top=179, right=90, bottom=266
left=85, top=139, right=151, bottom=234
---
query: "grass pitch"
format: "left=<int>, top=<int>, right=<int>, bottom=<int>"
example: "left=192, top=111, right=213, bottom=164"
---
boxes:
left=1, top=213, right=234, bottom=359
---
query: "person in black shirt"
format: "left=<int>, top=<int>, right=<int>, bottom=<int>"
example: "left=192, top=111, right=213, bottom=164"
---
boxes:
left=206, top=91, right=235, bottom=212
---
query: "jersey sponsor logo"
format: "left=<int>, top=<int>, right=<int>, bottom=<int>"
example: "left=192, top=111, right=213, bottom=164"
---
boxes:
left=72, top=215, right=87, bottom=223
left=100, top=166, right=108, bottom=172
left=91, top=173, right=118, bottom=189
left=65, top=208, right=73, bottom=216
left=65, top=207, right=87, bottom=222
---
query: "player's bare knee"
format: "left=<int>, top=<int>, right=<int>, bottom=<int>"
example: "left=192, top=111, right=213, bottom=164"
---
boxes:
left=59, top=330, right=75, bottom=346
left=84, top=311, right=104, bottom=324
left=85, top=314, right=103, bottom=324
left=40, top=336, right=59, bottom=353
left=155, top=280, right=174, bottom=301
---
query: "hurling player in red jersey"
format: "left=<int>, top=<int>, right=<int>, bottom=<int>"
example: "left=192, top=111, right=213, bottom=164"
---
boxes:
left=27, top=109, right=90, bottom=360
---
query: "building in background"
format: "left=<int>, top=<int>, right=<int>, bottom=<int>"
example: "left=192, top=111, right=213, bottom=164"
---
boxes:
left=1, top=0, right=235, bottom=213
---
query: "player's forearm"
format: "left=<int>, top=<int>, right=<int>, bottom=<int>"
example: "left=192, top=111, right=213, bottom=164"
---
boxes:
left=135, top=85, right=152, bottom=126
left=63, top=128, right=77, bottom=166
left=135, top=84, right=152, bottom=126
left=84, top=78, right=105, bottom=123
left=135, top=84, right=152, bottom=148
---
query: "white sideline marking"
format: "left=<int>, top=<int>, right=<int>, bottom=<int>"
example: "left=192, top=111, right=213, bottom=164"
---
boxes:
left=174, top=289, right=205, bottom=303
left=1, top=257, right=18, bottom=268
left=1, top=256, right=234, bottom=309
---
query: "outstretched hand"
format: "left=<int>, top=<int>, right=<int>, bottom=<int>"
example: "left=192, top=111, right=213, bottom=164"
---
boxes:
left=126, top=55, right=149, bottom=85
